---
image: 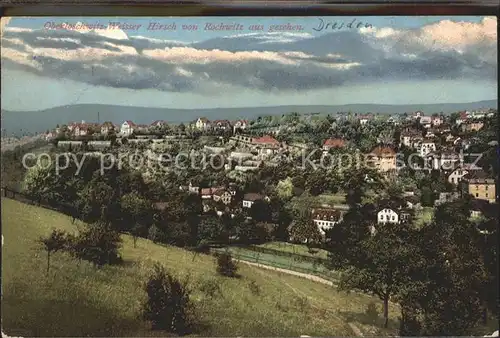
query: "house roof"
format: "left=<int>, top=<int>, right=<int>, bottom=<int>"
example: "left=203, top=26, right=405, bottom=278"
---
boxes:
left=311, top=208, right=342, bottom=221
left=200, top=188, right=213, bottom=195
left=101, top=121, right=114, bottom=127
left=212, top=189, right=229, bottom=197
left=323, top=138, right=345, bottom=148
left=253, top=135, right=279, bottom=145
left=214, top=120, right=231, bottom=125
left=463, top=170, right=495, bottom=183
left=197, top=117, right=210, bottom=123
left=124, top=120, right=136, bottom=127
left=370, top=145, right=396, bottom=157
left=150, top=120, right=165, bottom=126
left=243, top=193, right=264, bottom=201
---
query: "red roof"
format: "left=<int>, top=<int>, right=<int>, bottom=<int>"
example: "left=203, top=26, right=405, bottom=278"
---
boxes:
left=253, top=135, right=279, bottom=145
left=370, top=146, right=396, bottom=157
left=459, top=112, right=469, bottom=119
left=124, top=120, right=136, bottom=127
left=323, top=138, right=345, bottom=148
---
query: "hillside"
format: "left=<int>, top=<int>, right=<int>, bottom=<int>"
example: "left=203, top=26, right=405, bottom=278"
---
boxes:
left=1, top=198, right=400, bottom=337
left=1, top=99, right=497, bottom=136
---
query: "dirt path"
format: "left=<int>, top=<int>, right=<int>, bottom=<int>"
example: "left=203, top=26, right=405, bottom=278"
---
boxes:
left=235, top=259, right=336, bottom=286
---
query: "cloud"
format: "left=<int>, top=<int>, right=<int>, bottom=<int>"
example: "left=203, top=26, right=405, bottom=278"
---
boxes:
left=1, top=17, right=497, bottom=94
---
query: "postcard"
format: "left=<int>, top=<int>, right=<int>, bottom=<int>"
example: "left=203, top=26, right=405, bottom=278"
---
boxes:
left=1, top=15, right=498, bottom=337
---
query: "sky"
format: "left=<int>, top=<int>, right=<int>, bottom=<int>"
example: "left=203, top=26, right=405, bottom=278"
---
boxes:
left=1, top=16, right=497, bottom=111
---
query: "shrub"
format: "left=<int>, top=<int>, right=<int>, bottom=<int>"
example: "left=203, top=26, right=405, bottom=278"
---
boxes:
left=365, top=301, right=380, bottom=324
left=198, top=277, right=222, bottom=299
left=216, top=252, right=238, bottom=278
left=143, top=263, right=193, bottom=334
left=247, top=280, right=261, bottom=296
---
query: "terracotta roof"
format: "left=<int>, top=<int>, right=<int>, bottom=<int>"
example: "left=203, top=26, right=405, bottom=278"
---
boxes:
left=323, top=138, right=345, bottom=148
left=252, top=135, right=279, bottom=145
left=197, top=117, right=210, bottom=123
left=370, top=146, right=396, bottom=157
left=124, top=120, right=136, bottom=127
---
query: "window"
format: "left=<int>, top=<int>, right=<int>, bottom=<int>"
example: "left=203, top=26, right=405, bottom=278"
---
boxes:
left=391, top=216, right=395, bottom=221
left=485, top=185, right=489, bottom=190
left=476, top=193, right=479, bottom=197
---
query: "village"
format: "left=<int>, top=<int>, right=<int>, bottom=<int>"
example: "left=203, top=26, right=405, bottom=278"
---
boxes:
left=38, top=108, right=498, bottom=240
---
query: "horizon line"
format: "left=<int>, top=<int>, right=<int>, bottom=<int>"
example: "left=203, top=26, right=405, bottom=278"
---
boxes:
left=2, top=98, right=498, bottom=113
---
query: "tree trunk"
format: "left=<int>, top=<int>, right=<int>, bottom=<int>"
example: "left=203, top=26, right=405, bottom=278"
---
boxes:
left=47, top=251, right=50, bottom=274
left=383, top=295, right=389, bottom=328
left=133, top=236, right=137, bottom=248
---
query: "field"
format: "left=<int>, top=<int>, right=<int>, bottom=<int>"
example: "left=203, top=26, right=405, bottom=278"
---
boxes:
left=219, top=245, right=339, bottom=282
left=1, top=198, right=400, bottom=337
left=256, top=241, right=330, bottom=260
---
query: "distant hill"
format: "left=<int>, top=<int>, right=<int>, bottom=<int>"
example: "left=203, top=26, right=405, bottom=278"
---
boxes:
left=1, top=100, right=497, bottom=136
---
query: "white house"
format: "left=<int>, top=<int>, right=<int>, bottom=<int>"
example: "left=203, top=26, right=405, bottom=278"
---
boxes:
left=311, top=208, right=342, bottom=235
left=233, top=120, right=249, bottom=132
left=121, top=120, right=136, bottom=136
left=418, top=139, right=436, bottom=157
left=447, top=163, right=482, bottom=185
left=213, top=189, right=232, bottom=205
left=73, top=123, right=89, bottom=137
left=419, top=116, right=432, bottom=128
left=195, top=117, right=211, bottom=131
left=377, top=208, right=400, bottom=224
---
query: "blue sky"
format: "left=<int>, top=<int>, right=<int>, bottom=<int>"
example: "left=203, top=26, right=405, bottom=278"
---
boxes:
left=1, top=16, right=497, bottom=111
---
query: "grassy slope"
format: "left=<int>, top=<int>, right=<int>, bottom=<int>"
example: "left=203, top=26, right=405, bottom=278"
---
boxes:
left=1, top=198, right=400, bottom=337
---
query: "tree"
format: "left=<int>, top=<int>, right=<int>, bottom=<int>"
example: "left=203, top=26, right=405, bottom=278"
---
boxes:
left=143, top=263, right=193, bottom=334
left=120, top=191, right=154, bottom=237
left=338, top=223, right=416, bottom=328
left=71, top=222, right=122, bottom=267
left=398, top=197, right=489, bottom=335
left=289, top=211, right=322, bottom=245
left=276, top=177, right=294, bottom=200
left=216, top=251, right=238, bottom=277
left=249, top=199, right=272, bottom=223
left=198, top=216, right=225, bottom=243
left=38, top=229, right=68, bottom=273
